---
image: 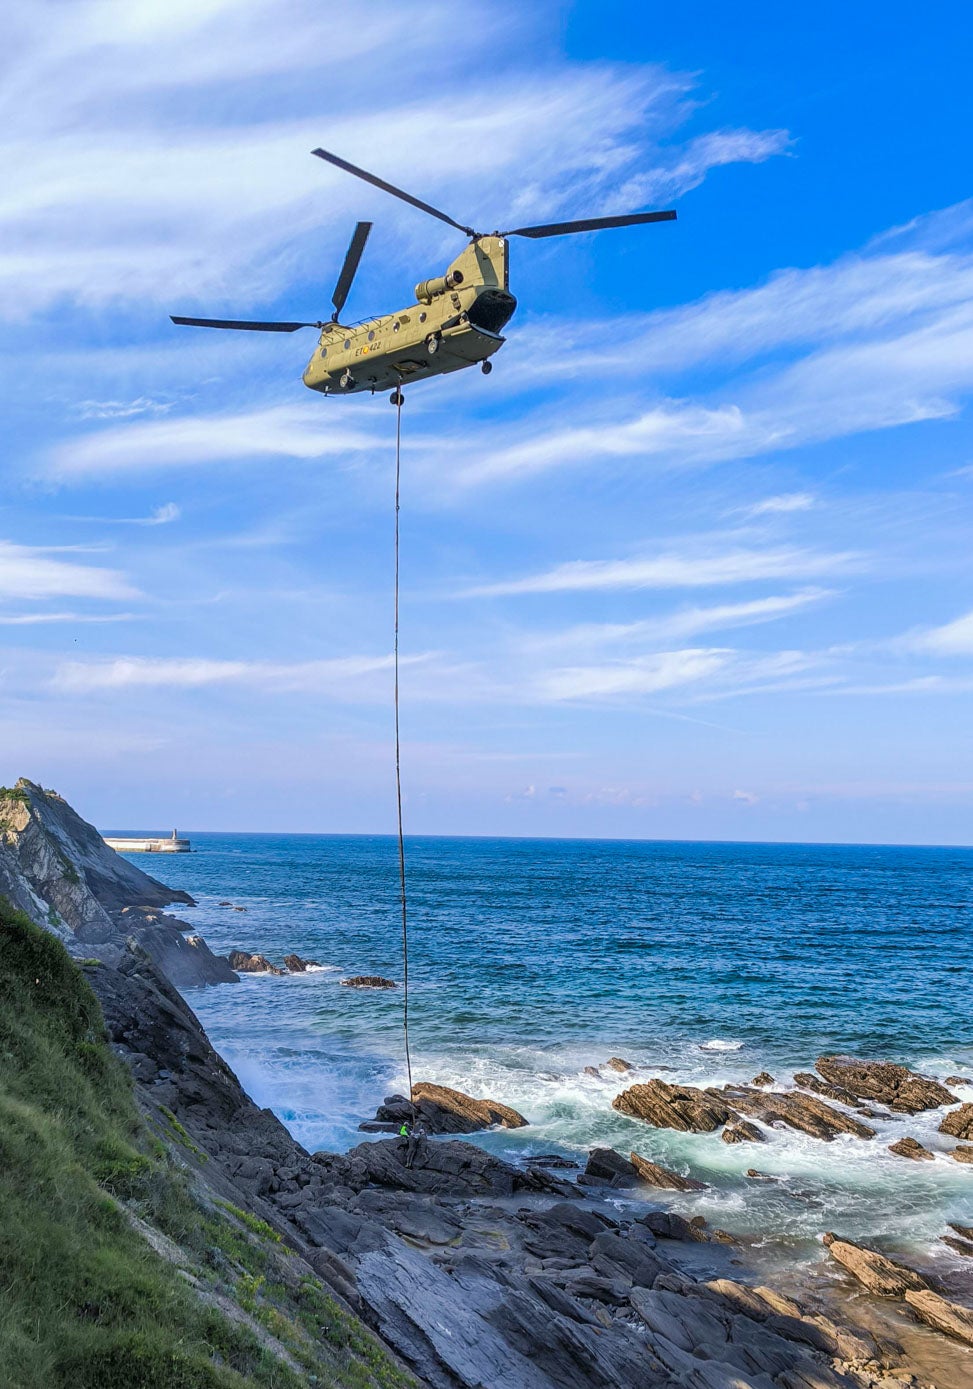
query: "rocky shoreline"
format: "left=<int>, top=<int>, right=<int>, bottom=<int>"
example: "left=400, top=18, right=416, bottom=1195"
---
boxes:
left=2, top=779, right=972, bottom=1387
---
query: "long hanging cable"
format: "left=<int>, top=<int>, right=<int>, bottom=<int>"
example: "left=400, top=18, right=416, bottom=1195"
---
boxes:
left=393, top=391, right=414, bottom=1108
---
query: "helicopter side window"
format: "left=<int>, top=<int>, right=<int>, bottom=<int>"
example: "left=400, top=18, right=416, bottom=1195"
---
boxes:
left=367, top=330, right=375, bottom=342
left=343, top=339, right=351, bottom=350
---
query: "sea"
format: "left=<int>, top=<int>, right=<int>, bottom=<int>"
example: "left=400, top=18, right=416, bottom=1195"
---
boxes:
left=147, top=834, right=973, bottom=1271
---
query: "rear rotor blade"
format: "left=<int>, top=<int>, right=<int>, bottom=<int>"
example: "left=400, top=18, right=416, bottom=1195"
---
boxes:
left=170, top=316, right=323, bottom=332
left=503, top=209, right=677, bottom=238
left=332, top=221, right=372, bottom=320
left=312, top=148, right=475, bottom=237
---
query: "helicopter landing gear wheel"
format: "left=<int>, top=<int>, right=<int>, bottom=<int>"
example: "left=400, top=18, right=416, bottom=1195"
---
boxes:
left=339, top=370, right=356, bottom=390
left=390, top=389, right=404, bottom=406
left=481, top=360, right=493, bottom=375
left=426, top=333, right=441, bottom=356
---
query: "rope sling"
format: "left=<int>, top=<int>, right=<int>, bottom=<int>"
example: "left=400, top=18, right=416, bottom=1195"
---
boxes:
left=392, top=390, right=414, bottom=1110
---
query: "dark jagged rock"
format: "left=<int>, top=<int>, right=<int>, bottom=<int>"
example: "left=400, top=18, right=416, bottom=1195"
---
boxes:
left=945, top=1075, right=972, bottom=1087
left=950, top=1144, right=973, bottom=1163
left=612, top=1079, right=732, bottom=1132
left=941, top=1235, right=973, bottom=1257
left=722, top=1120, right=765, bottom=1144
left=227, top=949, right=286, bottom=975
left=313, top=1136, right=567, bottom=1199
left=716, top=1084, right=876, bottom=1141
left=584, top=1147, right=638, bottom=1183
left=525, top=1153, right=578, bottom=1170
left=283, top=953, right=321, bottom=972
left=638, top=1212, right=709, bottom=1242
left=341, top=974, right=396, bottom=989
left=375, top=1082, right=528, bottom=1134
left=816, top=1055, right=958, bottom=1113
left=751, top=1071, right=775, bottom=1087
left=939, top=1102, right=973, bottom=1141
left=951, top=1221, right=973, bottom=1240
left=888, top=1136, right=935, bottom=1160
left=629, top=1152, right=707, bottom=1190
left=822, top=1233, right=932, bottom=1296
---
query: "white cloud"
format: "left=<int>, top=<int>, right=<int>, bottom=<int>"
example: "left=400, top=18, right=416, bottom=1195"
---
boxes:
left=77, top=397, right=173, bottom=420
left=52, top=652, right=405, bottom=694
left=1, top=1, right=787, bottom=317
left=537, top=647, right=728, bottom=700
left=0, top=541, right=136, bottom=601
left=732, top=789, right=758, bottom=805
left=0, top=611, right=135, bottom=625
left=466, top=548, right=859, bottom=597
left=50, top=406, right=380, bottom=476
left=744, top=493, right=816, bottom=517
left=902, top=609, right=973, bottom=655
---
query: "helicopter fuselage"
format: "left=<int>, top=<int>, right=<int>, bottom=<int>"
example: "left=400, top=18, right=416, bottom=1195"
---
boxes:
left=302, top=235, right=516, bottom=396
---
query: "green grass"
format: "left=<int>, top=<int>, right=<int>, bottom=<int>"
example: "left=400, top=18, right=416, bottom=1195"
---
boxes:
left=0, top=897, right=414, bottom=1389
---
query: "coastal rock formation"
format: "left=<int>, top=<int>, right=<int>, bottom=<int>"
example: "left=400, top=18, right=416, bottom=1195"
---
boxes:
left=945, top=1075, right=972, bottom=1086
left=716, top=1085, right=876, bottom=1141
left=629, top=1152, right=707, bottom=1190
left=227, top=949, right=286, bottom=975
left=605, top=1056, right=633, bottom=1072
left=903, top=1290, right=973, bottom=1347
left=341, top=974, right=396, bottom=989
left=612, top=1079, right=732, bottom=1131
left=751, top=1071, right=775, bottom=1086
left=949, top=1145, right=973, bottom=1163
left=0, top=779, right=233, bottom=989
left=951, top=1221, right=973, bottom=1240
left=822, top=1233, right=931, bottom=1296
left=584, top=1147, right=638, bottom=1183
left=793, top=1070, right=863, bottom=1108
left=816, top=1054, right=958, bottom=1113
left=314, top=1136, right=567, bottom=1199
left=888, top=1136, right=934, bottom=1160
left=722, top=1120, right=765, bottom=1144
left=375, top=1082, right=528, bottom=1134
left=283, top=953, right=321, bottom=971
left=939, top=1102, right=973, bottom=1140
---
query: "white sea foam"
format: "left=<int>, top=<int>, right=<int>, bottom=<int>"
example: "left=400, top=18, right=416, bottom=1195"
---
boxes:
left=698, top=1038, right=744, bottom=1052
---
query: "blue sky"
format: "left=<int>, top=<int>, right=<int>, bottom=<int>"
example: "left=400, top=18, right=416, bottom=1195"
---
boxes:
left=3, top=0, right=973, bottom=842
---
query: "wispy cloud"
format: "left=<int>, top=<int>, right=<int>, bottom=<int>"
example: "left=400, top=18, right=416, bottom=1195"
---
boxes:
left=77, top=397, right=173, bottom=420
left=742, top=493, right=816, bottom=517
left=50, top=407, right=380, bottom=476
left=51, top=652, right=416, bottom=695
left=0, top=541, right=136, bottom=601
left=465, top=548, right=860, bottom=597
left=900, top=608, right=973, bottom=656
left=0, top=610, right=135, bottom=625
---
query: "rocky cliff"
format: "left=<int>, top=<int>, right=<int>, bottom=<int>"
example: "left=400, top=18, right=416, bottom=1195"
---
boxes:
left=0, top=779, right=235, bottom=986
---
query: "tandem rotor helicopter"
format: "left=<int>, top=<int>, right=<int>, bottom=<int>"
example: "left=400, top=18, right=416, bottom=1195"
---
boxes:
left=171, top=149, right=677, bottom=403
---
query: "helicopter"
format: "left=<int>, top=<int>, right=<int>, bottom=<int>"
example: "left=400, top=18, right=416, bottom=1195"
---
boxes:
left=171, top=149, right=677, bottom=403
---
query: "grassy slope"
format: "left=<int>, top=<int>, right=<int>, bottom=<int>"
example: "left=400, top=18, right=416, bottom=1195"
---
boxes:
left=0, top=897, right=414, bottom=1389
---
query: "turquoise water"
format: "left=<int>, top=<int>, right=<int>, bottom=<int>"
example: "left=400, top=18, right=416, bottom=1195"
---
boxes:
left=150, top=834, right=973, bottom=1261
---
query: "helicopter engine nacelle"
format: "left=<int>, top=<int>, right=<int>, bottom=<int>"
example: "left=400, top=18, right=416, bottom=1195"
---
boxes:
left=414, top=270, right=464, bottom=303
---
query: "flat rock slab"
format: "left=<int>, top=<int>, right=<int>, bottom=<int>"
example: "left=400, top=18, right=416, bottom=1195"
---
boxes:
left=376, top=1083, right=528, bottom=1134
left=314, top=1136, right=567, bottom=1199
left=816, top=1055, right=957, bottom=1113
left=903, top=1289, right=973, bottom=1347
left=716, top=1085, right=876, bottom=1141
left=629, top=1152, right=707, bottom=1190
left=612, top=1079, right=732, bottom=1132
left=822, top=1233, right=931, bottom=1296
left=939, top=1102, right=973, bottom=1141
left=341, top=975, right=396, bottom=988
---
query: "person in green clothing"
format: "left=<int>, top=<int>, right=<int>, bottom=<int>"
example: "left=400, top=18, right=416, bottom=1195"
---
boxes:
left=397, top=1117, right=426, bottom=1168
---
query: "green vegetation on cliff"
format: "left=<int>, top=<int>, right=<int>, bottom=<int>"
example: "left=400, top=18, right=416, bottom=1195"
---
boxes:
left=0, top=897, right=412, bottom=1389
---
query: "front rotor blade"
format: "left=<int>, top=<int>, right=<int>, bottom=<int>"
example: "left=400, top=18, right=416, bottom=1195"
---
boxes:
left=170, top=317, right=322, bottom=332
left=504, top=209, right=677, bottom=238
left=332, top=221, right=372, bottom=319
left=312, top=148, right=474, bottom=236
